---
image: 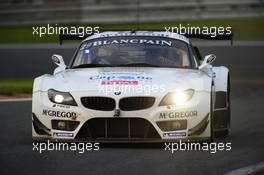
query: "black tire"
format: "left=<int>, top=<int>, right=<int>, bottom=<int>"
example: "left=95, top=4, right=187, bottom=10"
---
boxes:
left=214, top=74, right=231, bottom=137
left=210, top=82, right=215, bottom=142
left=215, top=130, right=229, bottom=137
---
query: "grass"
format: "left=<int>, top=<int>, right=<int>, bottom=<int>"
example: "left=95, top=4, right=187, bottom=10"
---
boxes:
left=0, top=17, right=264, bottom=43
left=0, top=78, right=33, bottom=95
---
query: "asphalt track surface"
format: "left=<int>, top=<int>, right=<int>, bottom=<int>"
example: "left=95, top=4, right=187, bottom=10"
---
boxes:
left=1, top=44, right=264, bottom=175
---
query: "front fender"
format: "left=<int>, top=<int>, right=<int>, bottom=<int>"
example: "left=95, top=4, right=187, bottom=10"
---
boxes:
left=213, top=66, right=229, bottom=93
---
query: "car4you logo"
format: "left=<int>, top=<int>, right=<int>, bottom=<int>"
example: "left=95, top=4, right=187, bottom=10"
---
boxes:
left=89, top=74, right=152, bottom=85
left=42, top=109, right=80, bottom=120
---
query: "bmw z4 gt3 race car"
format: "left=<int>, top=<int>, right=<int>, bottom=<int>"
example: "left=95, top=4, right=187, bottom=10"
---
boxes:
left=32, top=30, right=231, bottom=142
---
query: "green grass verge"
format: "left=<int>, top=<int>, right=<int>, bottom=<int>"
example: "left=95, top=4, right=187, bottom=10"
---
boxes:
left=0, top=17, right=264, bottom=43
left=0, top=78, right=33, bottom=95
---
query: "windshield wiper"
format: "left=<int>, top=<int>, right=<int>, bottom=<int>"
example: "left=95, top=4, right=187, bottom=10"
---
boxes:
left=117, top=63, right=161, bottom=67
left=72, top=64, right=113, bottom=68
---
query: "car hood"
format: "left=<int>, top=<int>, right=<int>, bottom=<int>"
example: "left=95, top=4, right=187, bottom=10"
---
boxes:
left=41, top=67, right=212, bottom=94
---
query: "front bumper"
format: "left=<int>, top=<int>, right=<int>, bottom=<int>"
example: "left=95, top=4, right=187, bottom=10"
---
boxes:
left=32, top=90, right=212, bottom=142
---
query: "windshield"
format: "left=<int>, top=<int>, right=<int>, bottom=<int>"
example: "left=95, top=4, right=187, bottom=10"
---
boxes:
left=72, top=36, right=192, bottom=68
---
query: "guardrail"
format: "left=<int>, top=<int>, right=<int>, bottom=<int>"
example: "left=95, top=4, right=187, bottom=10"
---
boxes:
left=0, top=0, right=263, bottom=26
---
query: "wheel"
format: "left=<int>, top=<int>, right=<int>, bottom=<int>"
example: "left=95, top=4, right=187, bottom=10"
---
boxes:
left=210, top=81, right=215, bottom=142
left=215, top=130, right=229, bottom=137
left=214, top=74, right=231, bottom=137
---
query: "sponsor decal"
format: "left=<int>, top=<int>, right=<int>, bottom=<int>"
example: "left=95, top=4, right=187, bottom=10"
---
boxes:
left=163, top=131, right=186, bottom=138
left=53, top=132, right=74, bottom=137
left=89, top=74, right=152, bottom=85
left=89, top=39, right=172, bottom=47
left=159, top=111, right=198, bottom=119
left=52, top=104, right=70, bottom=109
left=117, top=75, right=135, bottom=80
left=91, top=31, right=173, bottom=39
left=101, top=80, right=138, bottom=85
left=99, top=68, right=145, bottom=75
left=42, top=109, right=79, bottom=120
left=89, top=75, right=152, bottom=81
left=82, top=42, right=93, bottom=49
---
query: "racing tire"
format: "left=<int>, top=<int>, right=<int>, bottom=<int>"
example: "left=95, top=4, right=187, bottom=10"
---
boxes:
left=209, top=82, right=215, bottom=142
left=214, top=74, right=231, bottom=137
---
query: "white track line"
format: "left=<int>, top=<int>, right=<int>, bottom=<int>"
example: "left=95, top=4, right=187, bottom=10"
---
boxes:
left=0, top=98, right=32, bottom=103
left=225, top=161, right=264, bottom=175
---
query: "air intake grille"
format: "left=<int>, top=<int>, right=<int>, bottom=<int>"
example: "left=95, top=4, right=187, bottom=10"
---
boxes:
left=81, top=97, right=115, bottom=111
left=119, top=97, right=155, bottom=111
left=75, top=118, right=161, bottom=140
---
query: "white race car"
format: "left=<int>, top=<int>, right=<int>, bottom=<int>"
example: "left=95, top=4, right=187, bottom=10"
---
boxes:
left=32, top=30, right=231, bottom=142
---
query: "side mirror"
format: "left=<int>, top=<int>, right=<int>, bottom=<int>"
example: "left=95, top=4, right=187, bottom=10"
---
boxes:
left=52, top=54, right=66, bottom=74
left=199, top=54, right=216, bottom=70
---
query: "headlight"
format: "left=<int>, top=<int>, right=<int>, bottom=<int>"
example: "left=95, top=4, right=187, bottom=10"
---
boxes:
left=159, top=89, right=194, bottom=106
left=48, top=89, right=77, bottom=106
